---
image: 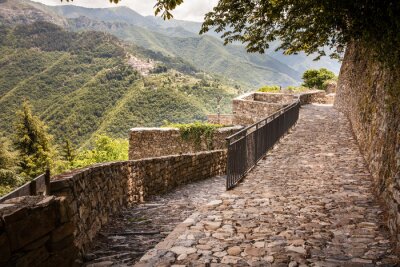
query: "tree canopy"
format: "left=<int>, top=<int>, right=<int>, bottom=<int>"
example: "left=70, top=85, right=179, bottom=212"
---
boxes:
left=14, top=100, right=56, bottom=178
left=302, top=68, right=336, bottom=90
left=144, top=0, right=400, bottom=64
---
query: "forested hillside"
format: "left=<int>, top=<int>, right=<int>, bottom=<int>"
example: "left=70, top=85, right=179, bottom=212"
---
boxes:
left=3, top=0, right=341, bottom=88
left=0, top=21, right=237, bottom=147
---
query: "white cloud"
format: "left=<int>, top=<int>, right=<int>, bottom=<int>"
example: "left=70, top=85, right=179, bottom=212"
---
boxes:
left=32, top=0, right=218, bottom=22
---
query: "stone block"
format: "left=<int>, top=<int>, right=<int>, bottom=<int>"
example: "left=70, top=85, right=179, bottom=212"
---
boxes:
left=50, top=179, right=72, bottom=193
left=41, top=245, right=79, bottom=267
left=22, top=235, right=49, bottom=251
left=0, top=233, right=11, bottom=263
left=51, top=222, right=74, bottom=243
left=15, top=246, right=49, bottom=267
left=6, top=205, right=57, bottom=251
left=2, top=207, right=28, bottom=224
left=48, top=234, right=74, bottom=251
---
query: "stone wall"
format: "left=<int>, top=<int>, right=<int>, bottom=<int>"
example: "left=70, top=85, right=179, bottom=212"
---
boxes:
left=0, top=196, right=78, bottom=266
left=232, top=92, right=294, bottom=125
left=335, top=41, right=400, bottom=248
left=253, top=92, right=294, bottom=103
left=129, top=126, right=241, bottom=160
left=297, top=90, right=334, bottom=105
left=50, top=150, right=227, bottom=253
left=206, top=114, right=234, bottom=125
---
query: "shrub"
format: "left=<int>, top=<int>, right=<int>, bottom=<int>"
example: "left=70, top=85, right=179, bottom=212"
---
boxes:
left=164, top=122, right=223, bottom=150
left=257, top=85, right=281, bottom=93
left=302, top=68, right=336, bottom=90
left=285, top=86, right=310, bottom=92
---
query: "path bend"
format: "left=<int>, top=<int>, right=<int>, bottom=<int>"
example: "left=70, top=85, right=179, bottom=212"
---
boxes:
left=136, top=104, right=399, bottom=267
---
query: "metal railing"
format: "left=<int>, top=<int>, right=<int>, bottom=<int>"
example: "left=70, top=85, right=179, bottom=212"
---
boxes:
left=0, top=169, right=51, bottom=202
left=226, top=99, right=300, bottom=190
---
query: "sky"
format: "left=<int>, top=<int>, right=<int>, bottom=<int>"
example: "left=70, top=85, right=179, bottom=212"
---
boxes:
left=33, top=0, right=218, bottom=22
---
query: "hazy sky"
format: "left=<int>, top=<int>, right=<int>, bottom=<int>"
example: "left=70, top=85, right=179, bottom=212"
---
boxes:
left=33, top=0, right=218, bottom=22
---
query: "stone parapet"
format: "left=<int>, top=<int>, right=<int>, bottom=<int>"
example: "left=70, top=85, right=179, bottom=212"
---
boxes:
left=129, top=126, right=242, bottom=160
left=0, top=196, right=78, bottom=266
left=206, top=114, right=234, bottom=125
left=232, top=92, right=295, bottom=125
left=297, top=90, right=334, bottom=105
left=50, top=150, right=227, bottom=253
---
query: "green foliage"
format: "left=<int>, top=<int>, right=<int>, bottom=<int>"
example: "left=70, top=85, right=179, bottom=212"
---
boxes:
left=302, top=68, right=336, bottom=90
left=164, top=122, right=223, bottom=150
left=62, top=139, right=76, bottom=163
left=14, top=100, right=56, bottom=178
left=285, top=86, right=310, bottom=93
left=72, top=135, right=128, bottom=168
left=0, top=138, right=17, bottom=170
left=0, top=137, right=24, bottom=195
left=258, top=85, right=281, bottom=93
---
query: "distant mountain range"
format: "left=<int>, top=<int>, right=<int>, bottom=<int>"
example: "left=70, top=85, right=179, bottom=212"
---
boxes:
left=52, top=4, right=341, bottom=87
left=0, top=0, right=341, bottom=147
left=3, top=0, right=341, bottom=88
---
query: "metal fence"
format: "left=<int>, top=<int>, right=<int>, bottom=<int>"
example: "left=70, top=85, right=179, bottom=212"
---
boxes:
left=0, top=170, right=50, bottom=202
left=226, top=99, right=300, bottom=190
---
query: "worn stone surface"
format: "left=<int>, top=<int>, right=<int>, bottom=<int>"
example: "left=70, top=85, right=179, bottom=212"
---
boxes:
left=335, top=41, right=400, bottom=249
left=83, top=176, right=225, bottom=266
left=136, top=104, right=399, bottom=266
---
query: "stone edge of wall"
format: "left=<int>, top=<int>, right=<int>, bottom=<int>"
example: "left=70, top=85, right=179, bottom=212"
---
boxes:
left=0, top=195, right=78, bottom=266
left=129, top=126, right=242, bottom=160
left=50, top=150, right=227, bottom=254
left=334, top=41, right=400, bottom=250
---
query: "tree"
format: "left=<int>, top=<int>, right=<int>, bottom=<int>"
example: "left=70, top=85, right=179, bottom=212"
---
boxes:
left=14, top=100, right=56, bottom=178
left=0, top=137, right=22, bottom=191
left=302, top=68, right=336, bottom=90
left=72, top=134, right=128, bottom=168
left=0, top=138, right=16, bottom=170
left=62, top=138, right=76, bottom=164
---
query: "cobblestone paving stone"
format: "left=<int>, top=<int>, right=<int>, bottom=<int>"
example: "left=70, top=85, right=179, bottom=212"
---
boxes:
left=136, top=104, right=399, bottom=267
left=83, top=176, right=225, bottom=266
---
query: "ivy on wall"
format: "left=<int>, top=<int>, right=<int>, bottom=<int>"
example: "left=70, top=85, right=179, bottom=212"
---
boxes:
left=164, top=122, right=224, bottom=150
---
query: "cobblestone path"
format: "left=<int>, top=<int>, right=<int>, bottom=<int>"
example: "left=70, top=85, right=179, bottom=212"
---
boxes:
left=83, top=176, right=225, bottom=266
left=136, top=104, right=399, bottom=267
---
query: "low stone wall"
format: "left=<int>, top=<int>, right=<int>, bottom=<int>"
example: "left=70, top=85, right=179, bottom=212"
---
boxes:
left=206, top=114, right=234, bottom=125
left=335, top=41, right=400, bottom=248
left=232, top=92, right=294, bottom=125
left=49, top=150, right=227, bottom=253
left=253, top=92, right=294, bottom=103
left=297, top=90, right=335, bottom=105
left=0, top=196, right=78, bottom=266
left=129, top=126, right=241, bottom=160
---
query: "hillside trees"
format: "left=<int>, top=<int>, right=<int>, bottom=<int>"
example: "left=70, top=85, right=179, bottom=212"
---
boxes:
left=14, top=100, right=57, bottom=178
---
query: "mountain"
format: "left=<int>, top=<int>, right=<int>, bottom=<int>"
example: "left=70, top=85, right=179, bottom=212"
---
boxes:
left=34, top=1, right=341, bottom=88
left=4, top=0, right=341, bottom=87
left=0, top=0, right=66, bottom=26
left=0, top=21, right=237, bottom=147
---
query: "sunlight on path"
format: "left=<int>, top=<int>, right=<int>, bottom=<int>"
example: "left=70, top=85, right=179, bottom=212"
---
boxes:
left=136, top=104, right=399, bottom=267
